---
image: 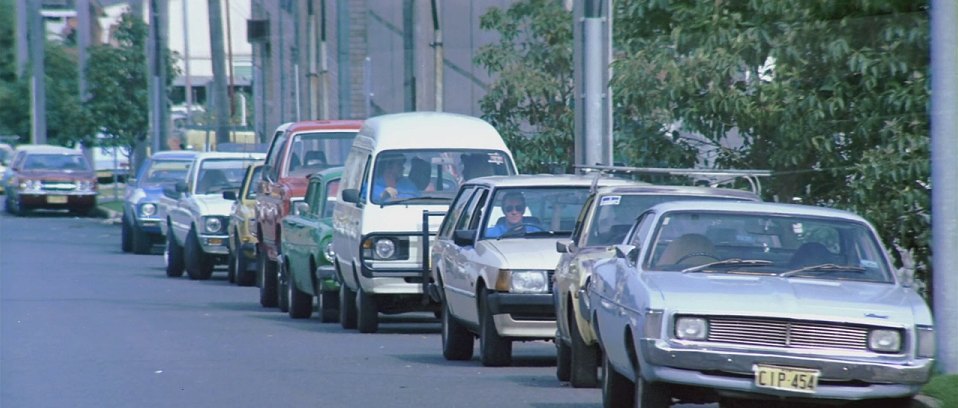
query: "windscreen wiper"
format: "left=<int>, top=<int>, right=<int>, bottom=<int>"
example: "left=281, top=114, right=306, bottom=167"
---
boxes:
left=780, top=263, right=866, bottom=278
left=682, top=259, right=773, bottom=273
left=380, top=195, right=452, bottom=207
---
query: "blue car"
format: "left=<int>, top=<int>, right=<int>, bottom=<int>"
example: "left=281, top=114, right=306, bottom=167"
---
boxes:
left=121, top=151, right=196, bottom=254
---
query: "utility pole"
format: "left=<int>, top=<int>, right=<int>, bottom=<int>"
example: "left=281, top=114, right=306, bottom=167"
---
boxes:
left=573, top=0, right=613, bottom=171
left=225, top=0, right=237, bottom=117
left=182, top=0, right=193, bottom=126
left=402, top=0, right=416, bottom=111
left=15, top=0, right=28, bottom=78
left=431, top=0, right=443, bottom=112
left=29, top=0, right=46, bottom=144
left=77, top=0, right=90, bottom=99
left=931, top=0, right=958, bottom=374
left=149, top=0, right=170, bottom=156
left=319, top=0, right=330, bottom=119
left=209, top=0, right=231, bottom=145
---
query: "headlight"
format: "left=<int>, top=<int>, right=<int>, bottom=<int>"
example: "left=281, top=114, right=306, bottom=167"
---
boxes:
left=203, top=216, right=224, bottom=234
left=495, top=269, right=549, bottom=293
left=374, top=238, right=396, bottom=259
left=916, top=326, right=935, bottom=358
left=20, top=179, right=41, bottom=191
left=138, top=203, right=157, bottom=217
left=675, top=317, right=708, bottom=340
left=323, top=241, right=335, bottom=263
left=868, top=329, right=902, bottom=353
left=75, top=180, right=95, bottom=191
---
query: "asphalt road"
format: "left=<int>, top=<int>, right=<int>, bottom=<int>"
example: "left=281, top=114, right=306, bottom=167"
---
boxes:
left=0, top=208, right=621, bottom=408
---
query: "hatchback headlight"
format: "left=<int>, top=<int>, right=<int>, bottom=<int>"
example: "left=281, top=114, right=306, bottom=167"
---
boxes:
left=675, top=317, right=708, bottom=340
left=138, top=203, right=157, bottom=217
left=495, top=269, right=549, bottom=293
left=203, top=216, right=224, bottom=234
left=868, top=329, right=902, bottom=353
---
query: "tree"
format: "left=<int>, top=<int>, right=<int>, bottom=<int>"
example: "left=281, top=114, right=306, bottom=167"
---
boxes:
left=474, top=0, right=576, bottom=174
left=85, top=12, right=150, bottom=160
left=612, top=1, right=931, bottom=290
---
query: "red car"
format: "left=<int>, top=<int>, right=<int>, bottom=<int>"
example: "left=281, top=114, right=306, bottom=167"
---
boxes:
left=255, top=120, right=362, bottom=308
left=3, top=145, right=98, bottom=216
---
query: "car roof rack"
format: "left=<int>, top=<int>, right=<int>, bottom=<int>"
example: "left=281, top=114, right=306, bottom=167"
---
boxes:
left=577, top=165, right=772, bottom=195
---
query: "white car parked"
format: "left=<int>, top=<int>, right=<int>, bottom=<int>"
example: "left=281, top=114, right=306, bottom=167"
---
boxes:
left=162, top=151, right=266, bottom=280
left=430, top=174, right=633, bottom=366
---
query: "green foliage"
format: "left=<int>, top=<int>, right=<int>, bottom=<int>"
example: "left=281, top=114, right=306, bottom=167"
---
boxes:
left=86, top=13, right=150, bottom=151
left=474, top=0, right=575, bottom=173
left=923, top=374, right=958, bottom=407
left=612, top=0, right=931, bottom=285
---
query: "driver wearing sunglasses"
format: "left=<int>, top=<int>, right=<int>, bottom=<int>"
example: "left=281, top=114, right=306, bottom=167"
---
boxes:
left=485, top=191, right=543, bottom=238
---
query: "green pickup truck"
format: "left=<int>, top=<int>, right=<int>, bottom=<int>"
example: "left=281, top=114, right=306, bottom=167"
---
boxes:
left=278, top=167, right=342, bottom=321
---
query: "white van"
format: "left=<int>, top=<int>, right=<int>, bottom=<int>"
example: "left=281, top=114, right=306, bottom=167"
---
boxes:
left=332, top=112, right=517, bottom=333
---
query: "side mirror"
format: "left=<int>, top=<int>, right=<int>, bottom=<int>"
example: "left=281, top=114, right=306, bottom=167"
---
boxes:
left=163, top=183, right=180, bottom=198
left=293, top=201, right=310, bottom=215
left=175, top=181, right=188, bottom=193
left=556, top=239, right=576, bottom=254
left=453, top=229, right=476, bottom=247
left=222, top=190, right=237, bottom=201
left=341, top=188, right=360, bottom=204
left=613, top=244, right=638, bottom=266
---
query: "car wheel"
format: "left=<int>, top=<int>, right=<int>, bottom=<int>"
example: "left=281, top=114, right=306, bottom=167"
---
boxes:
left=479, top=288, right=512, bottom=367
left=121, top=216, right=133, bottom=253
left=601, top=352, right=634, bottom=408
left=287, top=272, right=313, bottom=319
left=234, top=241, right=255, bottom=287
left=131, top=223, right=152, bottom=255
left=634, top=373, right=669, bottom=408
left=569, top=312, right=600, bottom=388
left=277, top=260, right=290, bottom=313
left=165, top=228, right=185, bottom=277
left=226, top=240, right=237, bottom=284
left=441, top=300, right=474, bottom=361
left=185, top=228, right=214, bottom=280
left=259, top=251, right=278, bottom=308
left=317, top=285, right=339, bottom=323
left=339, top=283, right=357, bottom=329
left=355, top=286, right=379, bottom=333
left=556, top=336, right=571, bottom=382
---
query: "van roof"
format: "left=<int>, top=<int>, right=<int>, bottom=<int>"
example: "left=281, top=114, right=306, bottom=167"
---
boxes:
left=360, top=112, right=510, bottom=151
left=286, top=120, right=363, bottom=135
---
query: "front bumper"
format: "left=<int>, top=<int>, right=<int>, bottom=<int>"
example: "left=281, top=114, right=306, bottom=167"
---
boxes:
left=17, top=192, right=96, bottom=210
left=640, top=339, right=933, bottom=400
left=316, top=264, right=336, bottom=281
left=199, top=234, right=230, bottom=255
left=487, top=292, right=556, bottom=339
left=134, top=217, right=164, bottom=234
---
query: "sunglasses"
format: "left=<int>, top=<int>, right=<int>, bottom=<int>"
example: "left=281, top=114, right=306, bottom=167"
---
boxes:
left=503, top=204, right=525, bottom=213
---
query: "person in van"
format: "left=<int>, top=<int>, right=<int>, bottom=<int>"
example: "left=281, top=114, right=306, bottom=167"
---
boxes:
left=485, top=191, right=544, bottom=238
left=408, top=157, right=433, bottom=192
left=371, top=152, right=419, bottom=202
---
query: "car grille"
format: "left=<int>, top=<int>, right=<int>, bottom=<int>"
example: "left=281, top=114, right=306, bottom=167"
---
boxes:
left=706, top=317, right=870, bottom=351
left=40, top=181, right=79, bottom=192
left=547, top=270, right=555, bottom=293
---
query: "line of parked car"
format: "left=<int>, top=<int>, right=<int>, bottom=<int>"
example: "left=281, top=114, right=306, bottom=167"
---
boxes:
left=112, top=112, right=935, bottom=408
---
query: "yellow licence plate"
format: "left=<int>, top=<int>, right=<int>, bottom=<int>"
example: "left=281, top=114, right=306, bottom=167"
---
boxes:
left=753, top=364, right=819, bottom=393
left=47, top=195, right=68, bottom=204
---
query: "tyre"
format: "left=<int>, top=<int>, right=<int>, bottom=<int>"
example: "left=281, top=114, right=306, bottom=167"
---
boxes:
left=355, top=286, right=379, bottom=333
left=288, top=273, right=313, bottom=319
left=634, top=373, right=669, bottom=408
left=234, top=241, right=255, bottom=287
left=165, top=228, right=185, bottom=277
left=556, top=336, right=571, bottom=382
left=569, top=312, right=600, bottom=388
left=441, top=301, right=474, bottom=361
left=185, top=228, right=214, bottom=280
left=226, top=239, right=237, bottom=284
left=479, top=288, right=512, bottom=367
left=317, top=286, right=339, bottom=323
left=601, top=352, right=634, bottom=408
left=339, top=283, right=357, bottom=329
left=277, top=260, right=290, bottom=313
left=121, top=216, right=133, bottom=253
left=131, top=223, right=152, bottom=255
left=258, top=251, right=278, bottom=308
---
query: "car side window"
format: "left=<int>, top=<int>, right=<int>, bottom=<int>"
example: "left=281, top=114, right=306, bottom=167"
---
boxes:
left=263, top=130, right=288, bottom=181
left=439, top=186, right=477, bottom=238
left=570, top=195, right=596, bottom=246
left=453, top=188, right=487, bottom=233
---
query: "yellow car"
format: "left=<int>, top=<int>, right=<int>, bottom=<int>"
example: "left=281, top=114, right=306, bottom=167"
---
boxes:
left=225, top=163, right=264, bottom=286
